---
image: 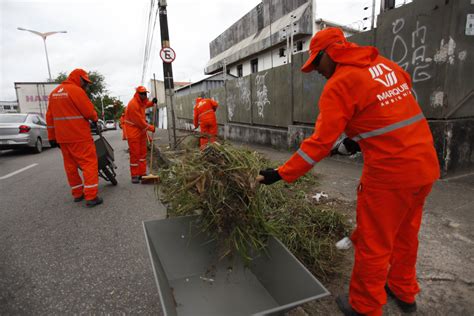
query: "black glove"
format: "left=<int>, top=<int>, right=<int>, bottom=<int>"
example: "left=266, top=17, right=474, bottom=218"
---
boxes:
left=258, top=168, right=282, bottom=185
left=152, top=97, right=158, bottom=104
left=331, top=137, right=361, bottom=156
left=49, top=140, right=59, bottom=148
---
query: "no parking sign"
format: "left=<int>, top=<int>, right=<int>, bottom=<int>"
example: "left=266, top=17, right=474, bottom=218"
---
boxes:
left=160, top=47, right=176, bottom=63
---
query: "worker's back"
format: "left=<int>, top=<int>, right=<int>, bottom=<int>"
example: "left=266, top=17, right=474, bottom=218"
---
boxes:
left=336, top=55, right=439, bottom=188
left=46, top=75, right=96, bottom=143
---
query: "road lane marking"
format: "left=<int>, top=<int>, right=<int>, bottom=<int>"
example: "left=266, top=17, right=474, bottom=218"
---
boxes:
left=0, top=163, right=38, bottom=180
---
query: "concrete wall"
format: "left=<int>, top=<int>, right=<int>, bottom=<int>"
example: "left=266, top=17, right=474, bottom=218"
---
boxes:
left=174, top=0, right=473, bottom=177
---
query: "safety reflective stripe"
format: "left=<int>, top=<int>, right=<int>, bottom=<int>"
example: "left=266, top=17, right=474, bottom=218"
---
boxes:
left=125, top=120, right=135, bottom=125
left=84, top=184, right=98, bottom=189
left=130, top=163, right=139, bottom=166
left=53, top=116, right=84, bottom=121
left=199, top=109, right=214, bottom=118
left=351, top=113, right=425, bottom=142
left=47, top=126, right=55, bottom=129
left=71, top=184, right=83, bottom=189
left=139, top=159, right=146, bottom=161
left=297, top=148, right=316, bottom=166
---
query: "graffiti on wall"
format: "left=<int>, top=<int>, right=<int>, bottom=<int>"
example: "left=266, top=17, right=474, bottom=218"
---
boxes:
left=390, top=19, right=431, bottom=83
left=238, top=77, right=251, bottom=111
left=390, top=17, right=468, bottom=108
left=227, top=77, right=251, bottom=120
left=255, top=72, right=270, bottom=118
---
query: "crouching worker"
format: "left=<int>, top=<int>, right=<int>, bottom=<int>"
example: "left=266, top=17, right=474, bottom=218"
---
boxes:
left=46, top=68, right=103, bottom=207
left=257, top=28, right=439, bottom=316
left=124, top=86, right=157, bottom=183
left=193, top=96, right=218, bottom=149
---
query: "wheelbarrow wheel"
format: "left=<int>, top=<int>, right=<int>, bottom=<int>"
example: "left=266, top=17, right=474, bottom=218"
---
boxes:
left=102, top=166, right=118, bottom=185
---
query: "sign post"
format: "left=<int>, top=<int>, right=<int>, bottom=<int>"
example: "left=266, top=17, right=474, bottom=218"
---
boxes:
left=158, top=0, right=177, bottom=148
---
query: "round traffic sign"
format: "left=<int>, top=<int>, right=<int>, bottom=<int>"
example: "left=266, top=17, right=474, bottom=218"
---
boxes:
left=160, top=47, right=176, bottom=63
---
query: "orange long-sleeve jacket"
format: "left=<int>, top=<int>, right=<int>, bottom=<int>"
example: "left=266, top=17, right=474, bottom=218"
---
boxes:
left=278, top=32, right=439, bottom=189
left=46, top=69, right=98, bottom=143
left=124, top=93, right=154, bottom=139
left=193, top=98, right=218, bottom=128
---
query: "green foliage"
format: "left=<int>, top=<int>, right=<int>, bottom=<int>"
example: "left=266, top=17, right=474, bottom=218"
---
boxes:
left=53, top=70, right=124, bottom=120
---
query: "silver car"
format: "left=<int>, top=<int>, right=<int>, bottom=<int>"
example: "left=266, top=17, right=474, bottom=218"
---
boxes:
left=0, top=113, right=52, bottom=153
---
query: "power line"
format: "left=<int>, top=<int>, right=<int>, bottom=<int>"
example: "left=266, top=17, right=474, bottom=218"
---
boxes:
left=141, top=0, right=156, bottom=84
left=141, top=0, right=160, bottom=85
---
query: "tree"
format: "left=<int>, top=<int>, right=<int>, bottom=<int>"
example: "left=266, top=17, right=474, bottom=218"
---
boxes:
left=53, top=70, right=123, bottom=120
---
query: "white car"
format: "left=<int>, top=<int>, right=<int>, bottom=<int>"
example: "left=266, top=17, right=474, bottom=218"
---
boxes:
left=105, top=120, right=117, bottom=130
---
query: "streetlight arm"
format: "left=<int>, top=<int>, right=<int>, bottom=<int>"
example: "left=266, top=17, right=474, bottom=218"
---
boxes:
left=18, top=27, right=67, bottom=39
left=44, top=31, right=67, bottom=37
left=17, top=27, right=45, bottom=38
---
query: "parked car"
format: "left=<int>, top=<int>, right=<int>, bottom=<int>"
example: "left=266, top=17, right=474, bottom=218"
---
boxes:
left=105, top=120, right=117, bottom=130
left=90, top=119, right=105, bottom=135
left=0, top=113, right=51, bottom=153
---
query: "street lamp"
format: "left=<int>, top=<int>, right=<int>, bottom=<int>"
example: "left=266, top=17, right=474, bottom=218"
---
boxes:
left=17, top=27, right=67, bottom=81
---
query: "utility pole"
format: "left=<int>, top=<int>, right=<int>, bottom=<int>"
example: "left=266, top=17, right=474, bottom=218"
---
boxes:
left=158, top=0, right=177, bottom=148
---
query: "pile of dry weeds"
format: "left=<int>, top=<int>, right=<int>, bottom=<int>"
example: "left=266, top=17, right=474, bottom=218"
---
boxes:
left=156, top=143, right=349, bottom=279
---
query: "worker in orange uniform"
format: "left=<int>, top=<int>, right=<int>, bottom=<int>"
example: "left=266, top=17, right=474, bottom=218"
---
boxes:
left=193, top=96, right=218, bottom=149
left=120, top=112, right=127, bottom=140
left=124, top=86, right=156, bottom=183
left=257, top=28, right=439, bottom=316
left=46, top=68, right=103, bottom=207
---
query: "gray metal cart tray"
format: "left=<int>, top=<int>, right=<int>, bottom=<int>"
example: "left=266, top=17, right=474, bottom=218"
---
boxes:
left=143, top=215, right=330, bottom=316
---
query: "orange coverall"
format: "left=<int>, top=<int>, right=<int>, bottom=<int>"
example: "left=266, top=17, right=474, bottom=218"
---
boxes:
left=120, top=113, right=127, bottom=140
left=193, top=98, right=218, bottom=149
left=46, top=68, right=100, bottom=201
left=278, top=28, right=439, bottom=315
left=124, top=93, right=154, bottom=177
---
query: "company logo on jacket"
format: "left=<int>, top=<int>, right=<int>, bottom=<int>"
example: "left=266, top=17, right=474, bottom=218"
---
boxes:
left=370, top=63, right=412, bottom=107
left=369, top=63, right=398, bottom=87
left=52, top=87, right=68, bottom=98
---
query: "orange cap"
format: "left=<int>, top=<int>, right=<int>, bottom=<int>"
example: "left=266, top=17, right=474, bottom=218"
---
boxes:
left=136, top=86, right=149, bottom=93
left=72, top=68, right=92, bottom=83
left=301, top=27, right=346, bottom=73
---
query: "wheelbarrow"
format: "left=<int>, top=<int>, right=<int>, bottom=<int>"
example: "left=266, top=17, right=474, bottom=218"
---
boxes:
left=143, top=215, right=330, bottom=316
left=94, top=126, right=118, bottom=185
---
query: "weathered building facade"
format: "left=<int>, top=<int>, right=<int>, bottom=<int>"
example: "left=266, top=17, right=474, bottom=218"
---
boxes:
left=205, top=0, right=356, bottom=78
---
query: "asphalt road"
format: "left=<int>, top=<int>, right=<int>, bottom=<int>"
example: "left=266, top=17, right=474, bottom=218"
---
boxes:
left=0, top=129, right=166, bottom=314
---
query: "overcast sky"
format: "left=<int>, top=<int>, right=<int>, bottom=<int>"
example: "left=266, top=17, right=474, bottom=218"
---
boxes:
left=0, top=0, right=379, bottom=103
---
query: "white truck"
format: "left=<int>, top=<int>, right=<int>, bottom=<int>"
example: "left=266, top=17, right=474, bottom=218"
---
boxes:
left=14, top=82, right=58, bottom=117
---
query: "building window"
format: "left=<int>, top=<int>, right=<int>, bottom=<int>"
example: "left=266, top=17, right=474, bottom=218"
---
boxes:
left=237, top=64, right=243, bottom=77
left=251, top=58, right=258, bottom=74
left=296, top=40, right=303, bottom=52
left=279, top=47, right=286, bottom=57
left=4, top=105, right=11, bottom=110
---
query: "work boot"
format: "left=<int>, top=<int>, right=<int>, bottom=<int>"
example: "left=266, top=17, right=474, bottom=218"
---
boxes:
left=385, top=285, right=417, bottom=313
left=73, top=195, right=84, bottom=202
left=131, top=176, right=140, bottom=184
left=86, top=196, right=103, bottom=208
left=336, top=295, right=365, bottom=316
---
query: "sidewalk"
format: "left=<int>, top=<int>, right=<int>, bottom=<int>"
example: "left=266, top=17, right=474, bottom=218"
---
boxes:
left=156, top=130, right=474, bottom=315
